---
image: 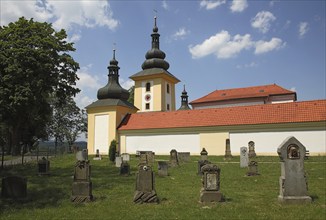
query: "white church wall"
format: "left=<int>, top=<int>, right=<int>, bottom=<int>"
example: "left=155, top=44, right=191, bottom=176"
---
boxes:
left=230, top=130, right=326, bottom=156
left=125, top=134, right=200, bottom=155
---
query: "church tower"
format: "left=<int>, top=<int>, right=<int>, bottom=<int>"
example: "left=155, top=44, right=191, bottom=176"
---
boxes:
left=130, top=17, right=180, bottom=112
left=86, top=49, right=138, bottom=154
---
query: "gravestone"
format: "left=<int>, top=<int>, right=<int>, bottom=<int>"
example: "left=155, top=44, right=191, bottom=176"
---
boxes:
left=248, top=141, right=256, bottom=158
left=224, top=139, right=232, bottom=160
left=200, top=148, right=208, bottom=161
left=76, top=149, right=88, bottom=161
left=133, top=165, right=159, bottom=203
left=240, top=147, right=249, bottom=168
left=157, top=161, right=169, bottom=177
left=146, top=151, right=155, bottom=167
left=93, top=149, right=101, bottom=160
left=1, top=176, right=27, bottom=199
left=115, top=156, right=123, bottom=168
left=198, top=160, right=211, bottom=176
left=71, top=160, right=93, bottom=203
left=178, top=152, right=190, bottom=163
left=120, top=161, right=130, bottom=176
left=38, top=157, right=50, bottom=175
left=200, top=164, right=224, bottom=203
left=169, top=149, right=179, bottom=167
left=121, top=153, right=130, bottom=162
left=277, top=136, right=312, bottom=203
left=247, top=161, right=260, bottom=176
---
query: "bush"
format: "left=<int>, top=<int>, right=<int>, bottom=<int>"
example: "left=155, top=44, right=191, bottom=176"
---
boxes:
left=109, top=140, right=117, bottom=162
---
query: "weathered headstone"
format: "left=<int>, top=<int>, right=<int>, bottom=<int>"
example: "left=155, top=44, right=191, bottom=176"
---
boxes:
left=224, top=139, right=232, bottom=160
left=120, top=161, right=130, bottom=176
left=93, top=149, right=101, bottom=160
left=169, top=149, right=179, bottom=167
left=157, top=161, right=169, bottom=177
left=71, top=160, right=93, bottom=203
left=133, top=165, right=159, bottom=203
left=146, top=151, right=155, bottom=167
left=247, top=161, right=260, bottom=176
left=200, top=164, right=224, bottom=203
left=277, top=136, right=312, bottom=203
left=121, top=153, right=130, bottom=162
left=198, top=160, right=211, bottom=176
left=248, top=141, right=256, bottom=158
left=200, top=148, right=208, bottom=161
left=76, top=149, right=88, bottom=161
left=115, top=156, right=123, bottom=168
left=38, top=157, right=50, bottom=175
left=178, top=152, right=190, bottom=163
left=1, top=176, right=27, bottom=199
left=240, top=147, right=249, bottom=168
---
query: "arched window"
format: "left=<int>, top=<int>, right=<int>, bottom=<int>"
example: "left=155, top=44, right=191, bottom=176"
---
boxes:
left=167, top=84, right=170, bottom=94
left=146, top=82, right=151, bottom=92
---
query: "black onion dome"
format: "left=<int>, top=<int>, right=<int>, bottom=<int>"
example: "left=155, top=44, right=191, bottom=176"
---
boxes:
left=97, top=49, right=130, bottom=101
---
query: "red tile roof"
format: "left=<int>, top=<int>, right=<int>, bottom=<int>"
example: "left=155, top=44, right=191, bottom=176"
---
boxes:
left=190, top=84, right=296, bottom=104
left=118, top=100, right=326, bottom=131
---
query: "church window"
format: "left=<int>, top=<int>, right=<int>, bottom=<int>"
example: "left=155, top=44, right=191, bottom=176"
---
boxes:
left=167, top=104, right=170, bottom=111
left=167, top=84, right=170, bottom=94
left=146, top=82, right=151, bottom=92
left=146, top=103, right=150, bottom=110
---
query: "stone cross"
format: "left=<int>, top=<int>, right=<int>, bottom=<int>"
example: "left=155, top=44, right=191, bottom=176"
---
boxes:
left=277, top=136, right=311, bottom=203
left=200, top=164, right=224, bottom=203
left=240, top=147, right=249, bottom=168
left=133, top=165, right=159, bottom=203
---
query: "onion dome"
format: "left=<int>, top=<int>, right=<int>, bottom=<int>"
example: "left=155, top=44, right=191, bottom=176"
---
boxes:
left=97, top=49, right=130, bottom=100
left=141, top=16, right=170, bottom=71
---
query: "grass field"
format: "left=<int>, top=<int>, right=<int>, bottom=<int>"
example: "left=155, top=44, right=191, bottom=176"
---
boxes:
left=0, top=154, right=325, bottom=220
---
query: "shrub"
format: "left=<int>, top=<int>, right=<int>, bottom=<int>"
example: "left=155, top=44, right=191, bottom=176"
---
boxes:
left=109, top=140, right=117, bottom=162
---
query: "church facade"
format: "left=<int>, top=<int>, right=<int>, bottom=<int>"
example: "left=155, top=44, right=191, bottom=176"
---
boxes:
left=86, top=18, right=326, bottom=156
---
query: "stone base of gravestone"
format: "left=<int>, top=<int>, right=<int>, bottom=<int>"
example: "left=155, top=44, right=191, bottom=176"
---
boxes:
left=71, top=182, right=93, bottom=203
left=200, top=190, right=224, bottom=203
left=197, top=160, right=211, bottom=176
left=178, top=152, right=190, bottom=163
left=247, top=161, right=260, bottom=176
left=93, top=156, right=101, bottom=160
left=278, top=195, right=312, bottom=204
left=115, top=156, right=122, bottom=167
left=158, top=161, right=168, bottom=177
left=120, top=161, right=130, bottom=176
left=38, top=158, right=50, bottom=175
left=1, top=176, right=27, bottom=199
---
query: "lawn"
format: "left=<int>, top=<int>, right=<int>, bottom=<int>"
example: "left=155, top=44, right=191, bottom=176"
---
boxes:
left=0, top=154, right=325, bottom=220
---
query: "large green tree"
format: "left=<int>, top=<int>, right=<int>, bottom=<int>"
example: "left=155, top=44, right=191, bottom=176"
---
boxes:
left=0, top=17, right=80, bottom=155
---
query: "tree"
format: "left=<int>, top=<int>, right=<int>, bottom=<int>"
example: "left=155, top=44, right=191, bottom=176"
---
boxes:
left=0, top=17, right=80, bottom=155
left=109, top=140, right=117, bottom=162
left=128, top=86, right=134, bottom=104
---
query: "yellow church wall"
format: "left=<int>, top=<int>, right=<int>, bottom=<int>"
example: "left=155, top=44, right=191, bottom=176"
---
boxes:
left=199, top=132, right=229, bottom=155
left=134, top=81, right=142, bottom=111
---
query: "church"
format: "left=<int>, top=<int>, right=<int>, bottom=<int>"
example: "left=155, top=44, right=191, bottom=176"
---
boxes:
left=86, top=17, right=326, bottom=156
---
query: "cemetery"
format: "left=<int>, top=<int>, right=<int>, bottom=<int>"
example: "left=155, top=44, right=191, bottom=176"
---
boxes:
left=0, top=149, right=325, bottom=219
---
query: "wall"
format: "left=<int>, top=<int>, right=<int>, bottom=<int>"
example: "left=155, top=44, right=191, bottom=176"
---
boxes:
left=200, top=132, right=229, bottom=155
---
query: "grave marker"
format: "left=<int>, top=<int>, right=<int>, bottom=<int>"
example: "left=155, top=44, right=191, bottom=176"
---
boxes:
left=200, top=164, right=224, bottom=203
left=158, top=161, right=169, bottom=177
left=93, top=149, right=101, bottom=160
left=1, top=176, right=27, bottom=199
left=178, top=152, right=190, bottom=163
left=248, top=141, right=256, bottom=158
left=224, top=139, right=232, bottom=160
left=240, top=147, right=249, bottom=168
left=169, top=149, right=179, bottom=167
left=38, top=157, right=50, bottom=175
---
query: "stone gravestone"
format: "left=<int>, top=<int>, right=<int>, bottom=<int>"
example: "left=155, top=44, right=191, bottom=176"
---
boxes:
left=224, top=139, right=232, bottom=160
left=169, top=149, right=179, bottom=167
left=240, top=147, right=249, bottom=168
left=200, top=148, right=208, bottom=161
left=247, top=161, right=260, bottom=176
left=200, top=164, right=224, bottom=203
left=178, top=152, right=190, bottom=163
left=121, top=153, right=130, bottom=162
left=71, top=159, right=93, bottom=203
left=133, top=165, right=159, bottom=203
left=120, top=161, right=130, bottom=176
left=248, top=141, right=256, bottom=158
left=38, top=157, right=50, bottom=175
left=157, top=161, right=168, bottom=177
left=1, top=176, right=27, bottom=199
left=198, top=160, right=211, bottom=176
left=93, top=149, right=101, bottom=160
left=76, top=149, right=88, bottom=161
left=146, top=151, right=155, bottom=167
left=139, top=153, right=148, bottom=166
left=277, top=136, right=312, bottom=203
left=115, top=156, right=123, bottom=168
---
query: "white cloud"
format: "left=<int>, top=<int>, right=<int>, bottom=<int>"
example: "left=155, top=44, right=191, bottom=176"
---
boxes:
left=67, top=33, right=81, bottom=43
left=230, top=0, right=248, bottom=13
left=173, top=27, right=190, bottom=40
left=251, top=11, right=276, bottom=33
left=236, top=62, right=258, bottom=69
left=254, top=38, right=285, bottom=54
left=76, top=66, right=101, bottom=90
left=1, top=0, right=119, bottom=31
left=200, top=0, right=226, bottom=10
left=189, top=31, right=285, bottom=59
left=120, top=78, right=135, bottom=90
left=162, top=1, right=169, bottom=10
left=298, top=22, right=309, bottom=38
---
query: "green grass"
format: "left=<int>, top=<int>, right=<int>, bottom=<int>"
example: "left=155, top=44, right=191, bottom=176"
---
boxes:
left=0, top=155, right=325, bottom=220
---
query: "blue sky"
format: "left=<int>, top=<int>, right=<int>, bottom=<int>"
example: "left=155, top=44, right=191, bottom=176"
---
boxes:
left=1, top=0, right=325, bottom=109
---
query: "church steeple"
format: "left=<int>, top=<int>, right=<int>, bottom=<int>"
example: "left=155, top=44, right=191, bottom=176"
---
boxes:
left=178, top=85, right=191, bottom=110
left=141, top=16, right=170, bottom=70
left=97, top=49, right=129, bottom=100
